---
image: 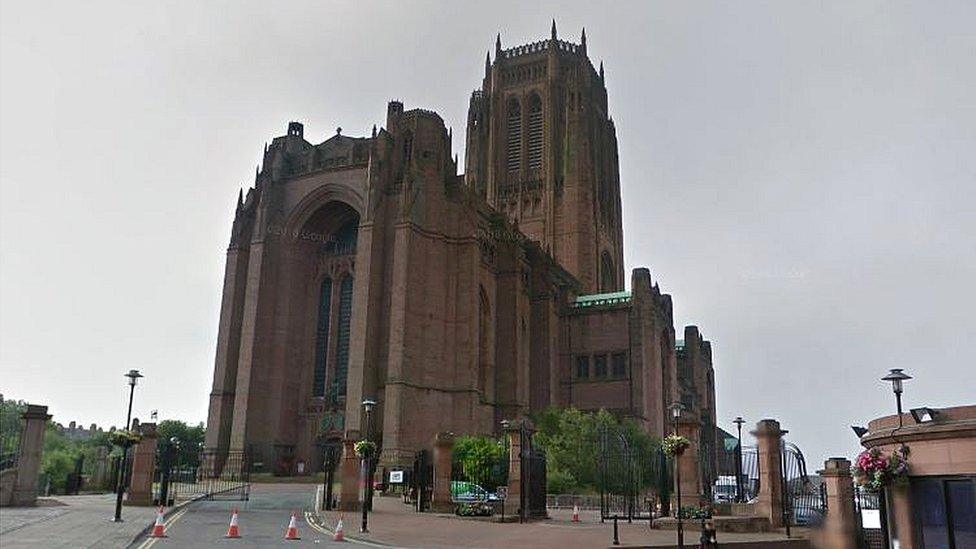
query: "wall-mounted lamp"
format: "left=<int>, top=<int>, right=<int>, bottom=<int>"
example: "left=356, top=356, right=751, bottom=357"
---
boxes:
left=910, top=407, right=939, bottom=424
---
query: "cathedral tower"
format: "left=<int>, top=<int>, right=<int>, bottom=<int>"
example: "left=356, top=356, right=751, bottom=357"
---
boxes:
left=465, top=23, right=625, bottom=293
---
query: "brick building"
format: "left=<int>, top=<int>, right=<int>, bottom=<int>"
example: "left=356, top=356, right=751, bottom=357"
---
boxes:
left=204, top=26, right=717, bottom=475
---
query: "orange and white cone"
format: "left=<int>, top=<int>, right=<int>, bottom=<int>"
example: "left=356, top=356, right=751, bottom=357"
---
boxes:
left=571, top=504, right=580, bottom=523
left=333, top=513, right=345, bottom=542
left=149, top=507, right=167, bottom=538
left=284, top=512, right=300, bottom=540
left=225, top=508, right=241, bottom=538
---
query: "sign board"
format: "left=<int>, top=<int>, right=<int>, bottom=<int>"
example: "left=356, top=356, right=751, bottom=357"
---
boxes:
left=496, top=485, right=508, bottom=500
left=389, top=470, right=404, bottom=484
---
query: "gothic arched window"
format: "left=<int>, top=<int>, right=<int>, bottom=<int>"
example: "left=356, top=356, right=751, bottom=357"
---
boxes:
left=312, top=278, right=333, bottom=397
left=506, top=98, right=522, bottom=173
left=601, top=251, right=615, bottom=292
left=527, top=94, right=543, bottom=169
left=403, top=130, right=414, bottom=163
left=331, top=275, right=354, bottom=399
left=478, top=286, right=491, bottom=395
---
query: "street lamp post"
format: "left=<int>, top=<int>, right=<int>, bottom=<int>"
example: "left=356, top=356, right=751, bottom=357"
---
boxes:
left=113, top=369, right=143, bottom=522
left=877, top=369, right=909, bottom=549
left=360, top=398, right=376, bottom=534
left=881, top=369, right=912, bottom=428
left=733, top=416, right=745, bottom=503
left=670, top=402, right=685, bottom=549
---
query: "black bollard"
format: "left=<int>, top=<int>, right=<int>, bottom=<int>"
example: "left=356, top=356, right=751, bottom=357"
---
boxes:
left=612, top=516, right=620, bottom=545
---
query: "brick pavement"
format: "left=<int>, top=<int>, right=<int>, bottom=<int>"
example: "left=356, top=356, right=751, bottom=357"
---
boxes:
left=317, top=495, right=810, bottom=548
left=0, top=494, right=158, bottom=548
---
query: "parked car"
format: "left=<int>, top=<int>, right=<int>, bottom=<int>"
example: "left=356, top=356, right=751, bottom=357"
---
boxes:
left=451, top=480, right=500, bottom=503
left=793, top=506, right=825, bottom=526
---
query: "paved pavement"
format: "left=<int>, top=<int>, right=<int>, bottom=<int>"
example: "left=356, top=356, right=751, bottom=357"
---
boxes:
left=6, top=486, right=806, bottom=548
left=318, top=496, right=808, bottom=548
left=131, top=483, right=347, bottom=548
left=0, top=493, right=158, bottom=549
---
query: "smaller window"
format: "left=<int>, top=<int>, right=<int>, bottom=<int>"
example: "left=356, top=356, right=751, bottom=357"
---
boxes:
left=594, top=355, right=608, bottom=379
left=611, top=352, right=626, bottom=378
left=575, top=356, right=589, bottom=379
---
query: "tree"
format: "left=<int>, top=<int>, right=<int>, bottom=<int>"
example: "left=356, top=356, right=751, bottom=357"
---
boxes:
left=532, top=406, right=662, bottom=494
left=452, top=435, right=507, bottom=490
left=156, top=420, right=205, bottom=467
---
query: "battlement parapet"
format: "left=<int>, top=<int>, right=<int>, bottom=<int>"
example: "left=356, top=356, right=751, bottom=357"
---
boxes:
left=500, top=38, right=582, bottom=61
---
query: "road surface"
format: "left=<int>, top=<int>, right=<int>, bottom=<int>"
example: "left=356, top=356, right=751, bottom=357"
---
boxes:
left=131, top=484, right=356, bottom=548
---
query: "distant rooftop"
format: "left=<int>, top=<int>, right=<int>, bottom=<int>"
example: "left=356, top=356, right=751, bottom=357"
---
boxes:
left=571, top=291, right=631, bottom=309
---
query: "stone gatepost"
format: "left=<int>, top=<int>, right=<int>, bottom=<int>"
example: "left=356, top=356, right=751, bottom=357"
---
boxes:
left=12, top=405, right=51, bottom=506
left=431, top=432, right=455, bottom=512
left=126, top=423, right=158, bottom=506
left=338, top=434, right=361, bottom=511
left=503, top=420, right=530, bottom=517
left=751, top=419, right=787, bottom=527
left=816, top=458, right=857, bottom=549
left=674, top=415, right=703, bottom=511
left=889, top=482, right=916, bottom=549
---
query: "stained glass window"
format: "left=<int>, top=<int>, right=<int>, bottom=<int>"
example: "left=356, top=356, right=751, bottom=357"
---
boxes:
left=312, top=278, right=332, bottom=397
left=332, top=275, right=354, bottom=398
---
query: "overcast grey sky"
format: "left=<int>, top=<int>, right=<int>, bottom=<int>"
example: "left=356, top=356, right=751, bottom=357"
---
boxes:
left=2, top=1, right=974, bottom=465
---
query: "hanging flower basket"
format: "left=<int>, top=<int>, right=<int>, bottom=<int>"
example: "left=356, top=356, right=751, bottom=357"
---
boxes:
left=108, top=429, right=143, bottom=448
left=662, top=434, right=691, bottom=456
left=852, top=446, right=909, bottom=492
left=354, top=440, right=377, bottom=459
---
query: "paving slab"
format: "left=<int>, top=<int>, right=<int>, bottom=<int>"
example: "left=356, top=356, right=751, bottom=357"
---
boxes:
left=0, top=493, right=157, bottom=549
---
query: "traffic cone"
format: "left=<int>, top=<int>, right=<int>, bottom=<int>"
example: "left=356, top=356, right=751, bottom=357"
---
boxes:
left=284, top=512, right=300, bottom=540
left=333, top=513, right=345, bottom=542
left=149, top=507, right=167, bottom=538
left=571, top=504, right=580, bottom=523
left=225, top=508, right=241, bottom=538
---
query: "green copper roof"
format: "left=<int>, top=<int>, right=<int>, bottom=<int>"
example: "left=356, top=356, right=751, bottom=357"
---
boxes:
left=571, top=291, right=632, bottom=308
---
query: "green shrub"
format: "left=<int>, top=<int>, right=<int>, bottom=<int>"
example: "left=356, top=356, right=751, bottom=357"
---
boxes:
left=546, top=468, right=578, bottom=494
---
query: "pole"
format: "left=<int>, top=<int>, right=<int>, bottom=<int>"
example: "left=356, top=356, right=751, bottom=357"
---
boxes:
left=322, top=446, right=334, bottom=511
left=361, top=405, right=372, bottom=533
left=113, top=382, right=136, bottom=522
left=780, top=441, right=791, bottom=538
left=735, top=422, right=743, bottom=503
left=674, top=416, right=684, bottom=549
left=895, top=392, right=904, bottom=428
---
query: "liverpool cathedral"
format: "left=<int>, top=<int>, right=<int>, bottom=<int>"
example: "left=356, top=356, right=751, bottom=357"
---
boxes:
left=205, top=26, right=717, bottom=476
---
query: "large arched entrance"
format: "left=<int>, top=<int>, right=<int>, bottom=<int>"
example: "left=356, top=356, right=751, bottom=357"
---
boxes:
left=295, top=201, right=360, bottom=407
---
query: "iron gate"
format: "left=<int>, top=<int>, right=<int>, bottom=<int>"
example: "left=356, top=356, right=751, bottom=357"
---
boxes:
left=523, top=445, right=547, bottom=518
left=781, top=441, right=826, bottom=527
left=596, top=425, right=667, bottom=522
left=154, top=449, right=250, bottom=506
left=450, top=437, right=508, bottom=515
left=853, top=486, right=886, bottom=549
left=411, top=449, right=432, bottom=512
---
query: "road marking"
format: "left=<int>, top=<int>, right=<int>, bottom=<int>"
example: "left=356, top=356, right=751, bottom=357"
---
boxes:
left=135, top=506, right=189, bottom=549
left=304, top=510, right=394, bottom=547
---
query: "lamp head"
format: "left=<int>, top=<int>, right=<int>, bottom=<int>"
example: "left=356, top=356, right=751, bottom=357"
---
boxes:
left=669, top=402, right=684, bottom=420
left=733, top=416, right=745, bottom=427
left=881, top=368, right=911, bottom=394
left=125, top=369, right=143, bottom=386
left=361, top=398, right=376, bottom=413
